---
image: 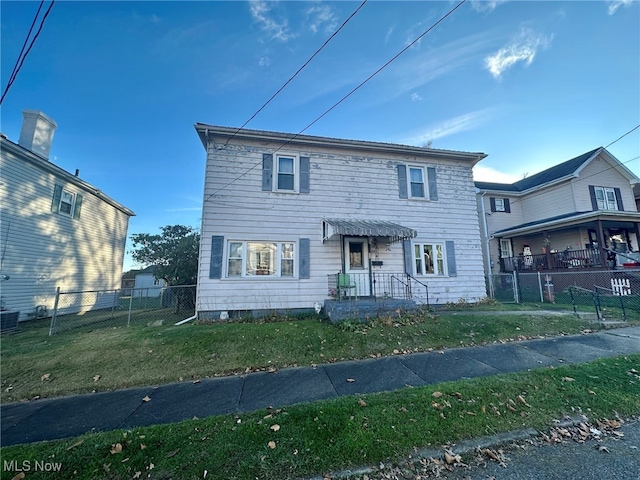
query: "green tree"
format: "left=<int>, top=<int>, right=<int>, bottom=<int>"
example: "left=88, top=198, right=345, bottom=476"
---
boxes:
left=130, top=225, right=200, bottom=285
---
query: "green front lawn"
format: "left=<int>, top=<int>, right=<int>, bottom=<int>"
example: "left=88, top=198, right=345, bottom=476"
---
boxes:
left=1, top=308, right=608, bottom=402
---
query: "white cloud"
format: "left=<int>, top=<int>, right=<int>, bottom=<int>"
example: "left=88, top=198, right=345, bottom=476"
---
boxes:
left=410, top=92, right=422, bottom=102
left=249, top=1, right=295, bottom=42
left=402, top=109, right=494, bottom=144
left=484, top=28, right=552, bottom=79
left=384, top=26, right=395, bottom=44
left=608, top=0, right=633, bottom=15
left=473, top=164, right=521, bottom=183
left=306, top=4, right=338, bottom=34
left=258, top=56, right=270, bottom=67
left=471, top=0, right=507, bottom=13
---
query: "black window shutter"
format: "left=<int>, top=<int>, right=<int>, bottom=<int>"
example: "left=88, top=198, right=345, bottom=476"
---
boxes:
left=504, top=198, right=511, bottom=213
left=446, top=240, right=457, bottom=277
left=403, top=239, right=413, bottom=274
left=299, top=238, right=310, bottom=279
left=73, top=194, right=83, bottom=219
left=427, top=166, right=438, bottom=200
left=51, top=184, right=62, bottom=212
left=300, top=157, right=310, bottom=193
left=490, top=197, right=496, bottom=212
left=614, top=188, right=624, bottom=211
left=262, top=154, right=273, bottom=191
left=209, top=236, right=224, bottom=279
left=589, top=185, right=598, bottom=210
left=397, top=165, right=408, bottom=199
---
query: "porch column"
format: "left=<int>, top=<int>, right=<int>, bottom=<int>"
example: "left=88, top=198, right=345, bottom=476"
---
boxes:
left=595, top=220, right=607, bottom=266
left=634, top=221, right=640, bottom=251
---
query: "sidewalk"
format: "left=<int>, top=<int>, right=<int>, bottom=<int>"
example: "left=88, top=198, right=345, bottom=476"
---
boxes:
left=2, top=326, right=639, bottom=447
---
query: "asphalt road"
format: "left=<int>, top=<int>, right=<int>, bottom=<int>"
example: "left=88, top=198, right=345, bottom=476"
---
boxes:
left=439, top=419, right=640, bottom=480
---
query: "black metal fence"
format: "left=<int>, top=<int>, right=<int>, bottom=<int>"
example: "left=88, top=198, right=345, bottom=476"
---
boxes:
left=49, top=285, right=196, bottom=335
left=488, top=268, right=640, bottom=317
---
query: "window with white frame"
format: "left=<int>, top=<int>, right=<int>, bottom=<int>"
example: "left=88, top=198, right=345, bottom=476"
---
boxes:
left=408, top=166, right=426, bottom=198
left=500, top=239, right=513, bottom=258
left=51, top=184, right=82, bottom=218
left=226, top=241, right=295, bottom=277
left=494, top=198, right=506, bottom=212
left=594, top=187, right=618, bottom=210
left=414, top=242, right=445, bottom=275
left=276, top=155, right=296, bottom=191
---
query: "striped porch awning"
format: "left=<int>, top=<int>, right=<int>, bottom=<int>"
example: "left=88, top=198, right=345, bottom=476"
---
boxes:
left=322, top=218, right=417, bottom=243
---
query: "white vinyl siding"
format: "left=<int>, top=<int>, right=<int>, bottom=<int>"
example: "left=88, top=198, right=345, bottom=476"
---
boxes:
left=198, top=135, right=486, bottom=312
left=0, top=144, right=132, bottom=321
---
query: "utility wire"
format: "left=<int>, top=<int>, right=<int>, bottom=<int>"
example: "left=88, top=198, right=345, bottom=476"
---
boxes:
left=0, top=0, right=55, bottom=106
left=223, top=0, right=369, bottom=147
left=605, top=124, right=639, bottom=148
left=207, top=0, right=467, bottom=202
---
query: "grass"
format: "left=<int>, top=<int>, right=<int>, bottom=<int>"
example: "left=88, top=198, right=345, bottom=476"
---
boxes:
left=1, top=355, right=639, bottom=480
left=0, top=307, right=608, bottom=402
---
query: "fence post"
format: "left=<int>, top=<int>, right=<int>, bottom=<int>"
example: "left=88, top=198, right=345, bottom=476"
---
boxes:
left=537, top=271, right=543, bottom=302
left=127, top=291, right=134, bottom=327
left=513, top=271, right=520, bottom=303
left=49, top=286, right=60, bottom=336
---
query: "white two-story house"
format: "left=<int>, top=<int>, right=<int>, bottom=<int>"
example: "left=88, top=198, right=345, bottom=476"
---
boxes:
left=194, top=124, right=487, bottom=319
left=0, top=110, right=135, bottom=322
left=476, top=147, right=640, bottom=275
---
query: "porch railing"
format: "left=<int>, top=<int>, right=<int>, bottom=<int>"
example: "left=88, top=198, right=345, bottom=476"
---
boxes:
left=502, top=248, right=603, bottom=272
left=328, top=272, right=429, bottom=306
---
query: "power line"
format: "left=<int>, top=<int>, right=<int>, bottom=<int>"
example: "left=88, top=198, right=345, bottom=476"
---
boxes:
left=223, top=0, right=369, bottom=147
left=206, top=0, right=467, bottom=203
left=0, top=0, right=55, bottom=106
left=605, top=124, right=640, bottom=148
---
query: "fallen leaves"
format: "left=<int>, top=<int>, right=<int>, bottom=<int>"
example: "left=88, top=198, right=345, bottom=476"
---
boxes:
left=142, top=396, right=151, bottom=402
left=270, top=424, right=280, bottom=432
left=110, top=443, right=122, bottom=454
left=561, top=376, right=575, bottom=382
left=346, top=378, right=355, bottom=383
left=93, top=374, right=101, bottom=382
left=267, top=441, right=276, bottom=449
left=40, top=373, right=51, bottom=382
left=358, top=399, right=367, bottom=407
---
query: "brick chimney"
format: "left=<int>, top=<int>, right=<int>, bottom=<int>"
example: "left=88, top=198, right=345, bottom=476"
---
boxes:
left=18, top=110, right=57, bottom=160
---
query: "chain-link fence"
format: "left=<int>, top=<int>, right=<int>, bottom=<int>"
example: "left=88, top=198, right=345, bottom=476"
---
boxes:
left=488, top=268, right=640, bottom=317
left=49, top=285, right=196, bottom=335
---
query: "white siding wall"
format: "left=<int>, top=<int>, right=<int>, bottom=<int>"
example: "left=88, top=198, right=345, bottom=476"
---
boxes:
left=519, top=182, right=576, bottom=221
left=480, top=194, right=523, bottom=273
left=197, top=139, right=486, bottom=315
left=572, top=156, right=637, bottom=212
left=0, top=149, right=131, bottom=320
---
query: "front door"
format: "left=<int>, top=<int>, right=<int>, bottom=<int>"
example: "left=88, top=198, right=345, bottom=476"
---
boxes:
left=344, top=237, right=370, bottom=296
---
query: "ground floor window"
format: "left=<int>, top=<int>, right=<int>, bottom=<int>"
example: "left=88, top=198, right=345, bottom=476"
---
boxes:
left=227, top=241, right=295, bottom=277
left=414, top=242, right=445, bottom=275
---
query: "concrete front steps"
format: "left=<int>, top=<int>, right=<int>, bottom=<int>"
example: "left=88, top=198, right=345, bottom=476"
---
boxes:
left=323, top=297, right=419, bottom=323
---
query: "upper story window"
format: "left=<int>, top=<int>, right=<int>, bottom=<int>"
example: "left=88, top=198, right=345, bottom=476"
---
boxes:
left=276, top=156, right=296, bottom=191
left=397, top=165, right=438, bottom=200
left=490, top=197, right=510, bottom=213
left=262, top=153, right=310, bottom=194
left=408, top=167, right=426, bottom=198
left=594, top=187, right=618, bottom=210
left=51, top=184, right=83, bottom=219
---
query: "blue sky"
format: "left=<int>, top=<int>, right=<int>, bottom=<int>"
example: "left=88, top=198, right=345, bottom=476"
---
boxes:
left=1, top=0, right=639, bottom=271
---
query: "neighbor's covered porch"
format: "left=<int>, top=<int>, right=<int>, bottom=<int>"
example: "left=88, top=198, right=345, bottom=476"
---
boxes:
left=495, top=211, right=640, bottom=273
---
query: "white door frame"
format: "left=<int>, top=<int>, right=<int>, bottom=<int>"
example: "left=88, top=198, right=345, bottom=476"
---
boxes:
left=344, top=237, right=371, bottom=296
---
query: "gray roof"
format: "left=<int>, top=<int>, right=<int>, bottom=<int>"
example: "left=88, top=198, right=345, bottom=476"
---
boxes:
left=475, top=147, right=602, bottom=193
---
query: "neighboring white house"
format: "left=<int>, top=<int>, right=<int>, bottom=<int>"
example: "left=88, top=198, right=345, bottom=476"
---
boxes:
left=0, top=110, right=135, bottom=321
left=133, top=265, right=167, bottom=297
left=475, top=147, right=640, bottom=275
left=194, top=124, right=487, bottom=319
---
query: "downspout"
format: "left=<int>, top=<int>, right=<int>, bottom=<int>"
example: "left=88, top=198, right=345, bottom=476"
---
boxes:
left=479, top=190, right=494, bottom=298
left=175, top=311, right=197, bottom=325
